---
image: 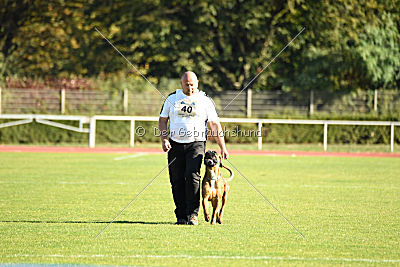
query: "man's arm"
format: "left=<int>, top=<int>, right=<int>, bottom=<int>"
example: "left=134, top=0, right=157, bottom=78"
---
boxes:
left=158, top=117, right=171, bottom=152
left=208, top=121, right=229, bottom=159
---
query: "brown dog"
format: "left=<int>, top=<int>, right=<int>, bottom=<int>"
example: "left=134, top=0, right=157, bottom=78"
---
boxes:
left=202, top=150, right=234, bottom=225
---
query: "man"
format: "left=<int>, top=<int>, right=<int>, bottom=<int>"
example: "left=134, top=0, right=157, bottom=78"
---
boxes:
left=158, top=71, right=229, bottom=225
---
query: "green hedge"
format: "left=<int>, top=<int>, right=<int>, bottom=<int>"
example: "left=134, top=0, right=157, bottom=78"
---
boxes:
left=222, top=123, right=399, bottom=144
left=0, top=120, right=88, bottom=144
left=0, top=117, right=399, bottom=145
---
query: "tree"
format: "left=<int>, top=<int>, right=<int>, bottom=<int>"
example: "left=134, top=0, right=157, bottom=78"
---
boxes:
left=277, top=0, right=400, bottom=94
left=1, top=0, right=399, bottom=94
left=356, top=12, right=400, bottom=89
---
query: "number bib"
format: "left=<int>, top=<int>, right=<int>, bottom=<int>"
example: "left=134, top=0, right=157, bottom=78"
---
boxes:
left=177, top=99, right=197, bottom=118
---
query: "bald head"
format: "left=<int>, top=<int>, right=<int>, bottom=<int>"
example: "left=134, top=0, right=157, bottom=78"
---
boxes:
left=181, top=71, right=198, bottom=82
left=181, top=71, right=199, bottom=96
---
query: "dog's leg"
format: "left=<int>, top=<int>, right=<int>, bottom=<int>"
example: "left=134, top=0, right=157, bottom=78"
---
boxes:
left=217, top=184, right=230, bottom=224
left=202, top=196, right=210, bottom=222
left=211, top=198, right=219, bottom=225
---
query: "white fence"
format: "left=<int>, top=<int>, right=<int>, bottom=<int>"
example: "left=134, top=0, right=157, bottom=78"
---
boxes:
left=0, top=114, right=398, bottom=152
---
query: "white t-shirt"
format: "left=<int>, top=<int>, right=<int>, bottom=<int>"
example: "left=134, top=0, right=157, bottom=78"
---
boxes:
left=160, top=89, right=219, bottom=143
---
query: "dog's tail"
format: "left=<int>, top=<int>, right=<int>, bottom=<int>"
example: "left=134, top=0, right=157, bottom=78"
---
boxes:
left=222, top=165, right=234, bottom=181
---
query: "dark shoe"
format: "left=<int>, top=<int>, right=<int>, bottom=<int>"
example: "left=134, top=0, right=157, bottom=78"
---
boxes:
left=175, top=218, right=187, bottom=225
left=188, top=215, right=198, bottom=225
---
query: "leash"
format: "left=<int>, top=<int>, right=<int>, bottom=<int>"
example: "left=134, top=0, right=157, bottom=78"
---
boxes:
left=222, top=165, right=234, bottom=181
left=209, top=166, right=234, bottom=182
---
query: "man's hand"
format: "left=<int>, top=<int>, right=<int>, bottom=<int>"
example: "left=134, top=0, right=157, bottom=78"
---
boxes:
left=208, top=120, right=229, bottom=159
left=159, top=117, right=171, bottom=152
left=220, top=147, right=229, bottom=159
left=162, top=139, right=172, bottom=152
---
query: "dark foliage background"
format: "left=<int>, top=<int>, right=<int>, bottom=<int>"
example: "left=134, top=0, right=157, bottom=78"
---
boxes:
left=1, top=0, right=399, bottom=93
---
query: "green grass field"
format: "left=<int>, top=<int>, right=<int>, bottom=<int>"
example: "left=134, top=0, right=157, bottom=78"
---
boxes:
left=1, top=151, right=399, bottom=266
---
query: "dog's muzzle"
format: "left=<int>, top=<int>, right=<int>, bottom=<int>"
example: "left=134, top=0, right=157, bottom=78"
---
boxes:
left=204, top=158, right=218, bottom=167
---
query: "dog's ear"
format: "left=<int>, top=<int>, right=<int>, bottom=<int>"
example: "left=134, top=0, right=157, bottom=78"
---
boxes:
left=219, top=155, right=223, bottom=167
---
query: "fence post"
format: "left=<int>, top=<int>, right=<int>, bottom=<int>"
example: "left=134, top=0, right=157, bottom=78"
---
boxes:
left=390, top=123, right=394, bottom=153
left=89, top=117, right=96, bottom=148
left=123, top=89, right=128, bottom=115
left=374, top=89, right=378, bottom=112
left=0, top=86, right=2, bottom=115
left=246, top=88, right=252, bottom=118
left=60, top=89, right=66, bottom=114
left=310, top=90, right=314, bottom=115
left=130, top=119, right=135, bottom=147
left=257, top=121, right=262, bottom=150
left=323, top=122, right=328, bottom=151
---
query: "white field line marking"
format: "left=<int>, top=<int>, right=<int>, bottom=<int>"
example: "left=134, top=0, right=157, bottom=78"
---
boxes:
left=0, top=181, right=129, bottom=185
left=56, top=181, right=137, bottom=185
left=114, top=153, right=148, bottom=161
left=3, top=254, right=400, bottom=263
left=1, top=180, right=399, bottom=190
left=231, top=183, right=400, bottom=190
left=0, top=180, right=171, bottom=186
left=301, top=184, right=400, bottom=190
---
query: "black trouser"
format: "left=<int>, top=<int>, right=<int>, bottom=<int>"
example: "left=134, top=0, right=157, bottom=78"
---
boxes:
left=167, top=139, right=205, bottom=221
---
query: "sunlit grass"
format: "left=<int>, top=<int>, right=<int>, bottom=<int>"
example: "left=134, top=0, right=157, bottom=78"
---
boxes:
left=0, top=152, right=399, bottom=265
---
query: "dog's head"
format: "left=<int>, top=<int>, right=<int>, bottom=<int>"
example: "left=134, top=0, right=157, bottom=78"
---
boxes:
left=204, top=150, right=222, bottom=168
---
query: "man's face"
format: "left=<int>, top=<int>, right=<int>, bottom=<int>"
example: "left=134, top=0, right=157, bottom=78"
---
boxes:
left=181, top=73, right=198, bottom=96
